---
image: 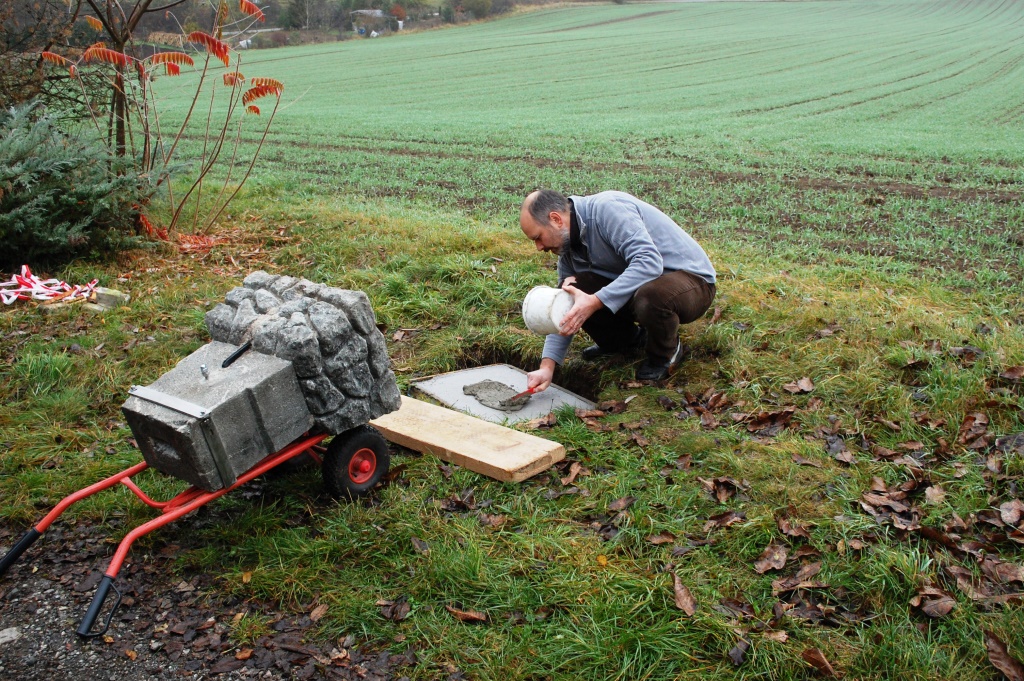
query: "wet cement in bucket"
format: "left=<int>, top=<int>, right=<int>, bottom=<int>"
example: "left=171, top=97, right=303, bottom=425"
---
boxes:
left=462, top=380, right=531, bottom=411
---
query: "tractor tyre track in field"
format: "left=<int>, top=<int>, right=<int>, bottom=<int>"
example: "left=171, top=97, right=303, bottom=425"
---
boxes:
left=237, top=133, right=1022, bottom=204
left=540, top=10, right=676, bottom=33
left=801, top=42, right=1019, bottom=118
left=243, top=135, right=1023, bottom=281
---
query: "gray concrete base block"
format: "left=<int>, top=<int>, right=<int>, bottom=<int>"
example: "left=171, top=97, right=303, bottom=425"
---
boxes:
left=122, top=341, right=314, bottom=491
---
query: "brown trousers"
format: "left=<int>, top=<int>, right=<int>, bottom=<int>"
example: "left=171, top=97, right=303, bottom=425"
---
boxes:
left=574, top=270, right=716, bottom=360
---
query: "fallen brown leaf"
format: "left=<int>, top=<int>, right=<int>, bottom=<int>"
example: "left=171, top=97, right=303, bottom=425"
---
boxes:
left=944, top=565, right=990, bottom=601
left=777, top=514, right=811, bottom=540
left=445, top=605, right=488, bottom=623
left=608, top=496, right=636, bottom=512
left=699, top=476, right=748, bottom=504
left=1001, top=499, right=1024, bottom=527
left=950, top=345, right=984, bottom=363
left=958, top=412, right=992, bottom=449
left=764, top=630, right=788, bottom=643
left=801, top=648, right=839, bottom=677
left=772, top=562, right=825, bottom=594
left=596, top=399, right=628, bottom=414
left=647, top=531, right=676, bottom=545
left=524, top=412, right=558, bottom=430
left=377, top=597, right=411, bottom=621
left=575, top=408, right=607, bottom=419
left=985, top=630, right=1024, bottom=681
left=411, top=537, right=430, bottom=555
left=783, top=377, right=815, bottom=394
left=627, top=432, right=650, bottom=448
left=924, top=485, right=946, bottom=505
left=981, top=557, right=1024, bottom=585
left=703, top=510, right=746, bottom=532
left=910, top=585, right=956, bottom=618
left=309, top=603, right=328, bottom=622
left=792, top=545, right=823, bottom=559
left=478, top=512, right=508, bottom=528
left=753, top=543, right=789, bottom=574
left=235, top=648, right=254, bottom=661
left=672, top=573, right=697, bottom=616
left=718, top=597, right=756, bottom=619
left=561, top=461, right=583, bottom=486
left=746, top=406, right=797, bottom=436
left=875, top=417, right=901, bottom=431
left=728, top=637, right=750, bottom=666
left=792, top=453, right=822, bottom=468
left=1000, top=366, right=1024, bottom=381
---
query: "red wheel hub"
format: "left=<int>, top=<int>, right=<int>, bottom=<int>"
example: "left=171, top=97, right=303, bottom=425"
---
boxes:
left=348, top=448, right=377, bottom=484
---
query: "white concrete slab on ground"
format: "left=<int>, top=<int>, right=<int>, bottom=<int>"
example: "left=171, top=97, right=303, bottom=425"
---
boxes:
left=410, top=364, right=595, bottom=424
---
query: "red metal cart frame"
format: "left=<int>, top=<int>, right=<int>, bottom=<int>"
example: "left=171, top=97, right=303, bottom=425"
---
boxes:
left=0, top=433, right=328, bottom=637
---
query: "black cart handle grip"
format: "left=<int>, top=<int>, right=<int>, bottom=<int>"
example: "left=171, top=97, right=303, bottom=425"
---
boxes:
left=0, top=528, right=41, bottom=576
left=77, top=576, right=122, bottom=638
left=222, top=340, right=253, bottom=368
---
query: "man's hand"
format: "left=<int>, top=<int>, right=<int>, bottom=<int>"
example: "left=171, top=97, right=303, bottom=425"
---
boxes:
left=527, top=358, right=557, bottom=392
left=558, top=279, right=604, bottom=336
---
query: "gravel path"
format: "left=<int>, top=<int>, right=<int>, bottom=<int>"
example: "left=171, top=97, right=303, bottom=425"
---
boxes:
left=0, top=521, right=416, bottom=681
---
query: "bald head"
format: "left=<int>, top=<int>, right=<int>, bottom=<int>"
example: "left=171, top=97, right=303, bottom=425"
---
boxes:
left=520, top=190, right=571, bottom=254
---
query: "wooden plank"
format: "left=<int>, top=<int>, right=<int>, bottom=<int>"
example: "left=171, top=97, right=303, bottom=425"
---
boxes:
left=369, top=396, right=564, bottom=483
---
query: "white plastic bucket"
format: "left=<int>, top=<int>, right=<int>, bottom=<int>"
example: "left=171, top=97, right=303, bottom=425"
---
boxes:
left=522, top=286, right=573, bottom=336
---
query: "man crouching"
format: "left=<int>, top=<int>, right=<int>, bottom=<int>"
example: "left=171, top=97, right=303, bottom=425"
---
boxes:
left=520, top=189, right=716, bottom=388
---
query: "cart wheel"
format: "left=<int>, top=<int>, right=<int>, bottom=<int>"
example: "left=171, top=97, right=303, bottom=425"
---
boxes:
left=323, top=425, right=390, bottom=499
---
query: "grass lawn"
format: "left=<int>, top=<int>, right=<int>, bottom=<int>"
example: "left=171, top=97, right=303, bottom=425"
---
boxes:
left=3, top=1, right=1024, bottom=679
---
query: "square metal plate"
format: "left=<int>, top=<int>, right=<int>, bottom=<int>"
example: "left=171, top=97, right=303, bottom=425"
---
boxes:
left=410, top=364, right=595, bottom=424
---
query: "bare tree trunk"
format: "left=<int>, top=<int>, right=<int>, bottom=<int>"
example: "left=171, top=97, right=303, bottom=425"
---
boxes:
left=113, top=69, right=126, bottom=157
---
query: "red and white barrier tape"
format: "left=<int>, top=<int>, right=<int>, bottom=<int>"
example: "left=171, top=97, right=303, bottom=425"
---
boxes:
left=1, top=265, right=98, bottom=305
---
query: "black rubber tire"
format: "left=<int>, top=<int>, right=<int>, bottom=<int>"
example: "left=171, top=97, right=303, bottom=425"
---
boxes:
left=322, top=425, right=390, bottom=499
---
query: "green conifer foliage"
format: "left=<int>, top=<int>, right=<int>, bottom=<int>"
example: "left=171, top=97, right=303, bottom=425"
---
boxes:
left=0, top=103, right=150, bottom=268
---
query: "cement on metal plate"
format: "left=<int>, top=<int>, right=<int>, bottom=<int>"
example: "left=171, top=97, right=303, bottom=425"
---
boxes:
left=411, top=364, right=594, bottom=424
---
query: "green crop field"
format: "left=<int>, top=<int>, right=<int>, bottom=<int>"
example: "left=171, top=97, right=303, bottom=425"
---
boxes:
left=213, top=0, right=1024, bottom=156
left=4, top=1, right=1024, bottom=679
left=155, top=0, right=1024, bottom=292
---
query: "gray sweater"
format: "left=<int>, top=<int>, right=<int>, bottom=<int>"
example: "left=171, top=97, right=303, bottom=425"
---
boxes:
left=542, top=191, right=716, bottom=364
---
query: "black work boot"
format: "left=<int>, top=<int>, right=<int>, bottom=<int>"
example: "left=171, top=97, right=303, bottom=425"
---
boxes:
left=581, top=327, right=646, bottom=361
left=636, top=340, right=684, bottom=381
